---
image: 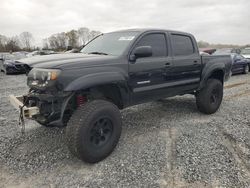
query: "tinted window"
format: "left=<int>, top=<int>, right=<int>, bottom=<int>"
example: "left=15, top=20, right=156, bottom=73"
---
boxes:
left=135, top=33, right=167, bottom=57
left=171, top=34, right=194, bottom=56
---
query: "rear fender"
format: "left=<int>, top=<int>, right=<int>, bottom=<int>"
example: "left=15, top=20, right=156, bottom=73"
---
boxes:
left=198, top=63, right=225, bottom=90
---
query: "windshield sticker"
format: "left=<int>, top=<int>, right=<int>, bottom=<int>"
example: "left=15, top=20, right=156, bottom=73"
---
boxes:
left=118, top=36, right=135, bottom=41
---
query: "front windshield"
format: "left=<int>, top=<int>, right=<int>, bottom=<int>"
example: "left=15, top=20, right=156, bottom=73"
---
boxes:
left=81, top=31, right=139, bottom=56
left=241, top=49, right=250, bottom=55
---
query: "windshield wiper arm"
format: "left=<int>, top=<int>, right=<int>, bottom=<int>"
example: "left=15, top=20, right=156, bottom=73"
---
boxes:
left=88, top=52, right=109, bottom=55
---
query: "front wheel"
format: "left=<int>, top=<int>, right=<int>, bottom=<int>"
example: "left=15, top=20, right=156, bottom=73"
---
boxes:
left=66, top=100, right=122, bottom=163
left=196, top=79, right=223, bottom=114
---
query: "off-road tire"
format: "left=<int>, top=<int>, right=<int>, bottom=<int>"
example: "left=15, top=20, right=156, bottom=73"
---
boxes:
left=196, top=79, right=223, bottom=114
left=66, top=100, right=122, bottom=163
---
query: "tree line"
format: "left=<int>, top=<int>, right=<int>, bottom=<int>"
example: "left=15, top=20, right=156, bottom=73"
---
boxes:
left=1, top=30, right=249, bottom=52
left=197, top=40, right=250, bottom=49
left=42, top=27, right=101, bottom=51
left=0, top=27, right=101, bottom=52
left=0, top=32, right=34, bottom=52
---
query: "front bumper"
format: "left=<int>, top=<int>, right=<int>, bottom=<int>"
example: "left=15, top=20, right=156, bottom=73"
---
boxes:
left=9, top=91, right=74, bottom=126
left=9, top=95, right=39, bottom=118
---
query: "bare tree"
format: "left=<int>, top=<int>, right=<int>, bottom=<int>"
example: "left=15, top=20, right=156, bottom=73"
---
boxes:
left=42, top=27, right=102, bottom=51
left=19, top=32, right=34, bottom=50
left=5, top=36, right=21, bottom=52
left=89, top=30, right=102, bottom=41
left=42, top=38, right=49, bottom=50
left=0, top=35, right=8, bottom=51
left=66, top=30, right=79, bottom=48
left=78, top=27, right=90, bottom=45
left=48, top=35, right=59, bottom=49
left=56, top=32, right=67, bottom=49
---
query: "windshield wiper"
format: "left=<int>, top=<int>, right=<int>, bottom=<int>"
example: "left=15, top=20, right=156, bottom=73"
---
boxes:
left=88, top=52, right=109, bottom=55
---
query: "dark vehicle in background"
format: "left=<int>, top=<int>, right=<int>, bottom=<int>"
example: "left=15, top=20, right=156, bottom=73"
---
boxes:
left=230, top=54, right=250, bottom=74
left=0, top=53, right=28, bottom=74
left=27, top=50, right=56, bottom=57
left=214, top=50, right=249, bottom=75
left=9, top=29, right=232, bottom=163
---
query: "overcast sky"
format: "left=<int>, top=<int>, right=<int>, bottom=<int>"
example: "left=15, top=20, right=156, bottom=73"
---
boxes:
left=0, top=0, right=249, bottom=46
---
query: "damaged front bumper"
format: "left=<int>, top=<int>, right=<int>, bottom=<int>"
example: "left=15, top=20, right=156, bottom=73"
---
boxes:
left=9, top=95, right=39, bottom=118
left=9, top=91, right=74, bottom=126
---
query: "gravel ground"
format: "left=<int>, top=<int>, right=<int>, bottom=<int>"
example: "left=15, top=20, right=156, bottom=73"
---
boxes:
left=0, top=72, right=250, bottom=188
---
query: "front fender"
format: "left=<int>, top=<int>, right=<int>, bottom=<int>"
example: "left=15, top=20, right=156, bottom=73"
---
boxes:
left=64, top=72, right=128, bottom=91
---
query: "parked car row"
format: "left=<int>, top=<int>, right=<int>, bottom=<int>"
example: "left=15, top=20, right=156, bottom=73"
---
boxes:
left=0, top=52, right=28, bottom=74
left=0, top=50, right=57, bottom=74
left=230, top=54, right=249, bottom=74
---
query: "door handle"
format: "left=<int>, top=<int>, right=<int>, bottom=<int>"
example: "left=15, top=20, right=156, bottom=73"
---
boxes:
left=164, top=62, right=172, bottom=67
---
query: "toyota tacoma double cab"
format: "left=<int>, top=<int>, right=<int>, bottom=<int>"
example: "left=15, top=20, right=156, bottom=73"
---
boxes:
left=9, top=29, right=232, bottom=163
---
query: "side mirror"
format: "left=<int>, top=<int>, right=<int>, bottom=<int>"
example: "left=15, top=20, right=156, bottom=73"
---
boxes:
left=129, top=46, right=152, bottom=62
left=134, top=46, right=152, bottom=58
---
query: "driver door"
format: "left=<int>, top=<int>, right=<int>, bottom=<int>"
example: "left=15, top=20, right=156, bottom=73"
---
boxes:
left=128, top=33, right=172, bottom=104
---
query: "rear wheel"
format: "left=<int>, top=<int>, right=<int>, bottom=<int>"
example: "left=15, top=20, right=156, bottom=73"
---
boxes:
left=66, top=100, right=122, bottom=163
left=196, top=79, right=223, bottom=114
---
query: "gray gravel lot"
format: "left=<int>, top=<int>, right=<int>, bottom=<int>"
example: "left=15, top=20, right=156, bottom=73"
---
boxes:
left=0, top=72, right=250, bottom=188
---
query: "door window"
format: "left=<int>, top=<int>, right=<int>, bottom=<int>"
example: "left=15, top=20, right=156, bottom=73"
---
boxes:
left=134, top=33, right=167, bottom=57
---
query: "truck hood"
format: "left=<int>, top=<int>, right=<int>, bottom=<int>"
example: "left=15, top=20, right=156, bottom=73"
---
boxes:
left=19, top=53, right=118, bottom=69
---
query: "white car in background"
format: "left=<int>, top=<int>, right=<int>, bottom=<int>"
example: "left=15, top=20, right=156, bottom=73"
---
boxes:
left=27, top=50, right=56, bottom=57
left=241, top=48, right=250, bottom=59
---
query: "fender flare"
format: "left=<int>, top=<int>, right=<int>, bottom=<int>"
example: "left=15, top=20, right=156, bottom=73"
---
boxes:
left=64, top=72, right=128, bottom=91
left=198, top=63, right=225, bottom=90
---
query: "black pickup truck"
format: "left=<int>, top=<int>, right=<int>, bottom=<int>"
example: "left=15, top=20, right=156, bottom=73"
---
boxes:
left=9, top=29, right=232, bottom=163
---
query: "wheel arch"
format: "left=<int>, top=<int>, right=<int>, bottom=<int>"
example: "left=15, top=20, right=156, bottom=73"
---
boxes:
left=199, top=68, right=225, bottom=90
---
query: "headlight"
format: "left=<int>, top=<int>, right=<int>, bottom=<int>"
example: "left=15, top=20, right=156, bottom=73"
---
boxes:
left=27, top=68, right=61, bottom=89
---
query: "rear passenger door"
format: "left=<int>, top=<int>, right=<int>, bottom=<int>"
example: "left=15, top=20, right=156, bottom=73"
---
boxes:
left=169, top=33, right=201, bottom=92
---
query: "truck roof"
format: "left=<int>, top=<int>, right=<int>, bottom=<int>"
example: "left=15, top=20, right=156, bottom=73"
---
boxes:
left=108, top=28, right=193, bottom=36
